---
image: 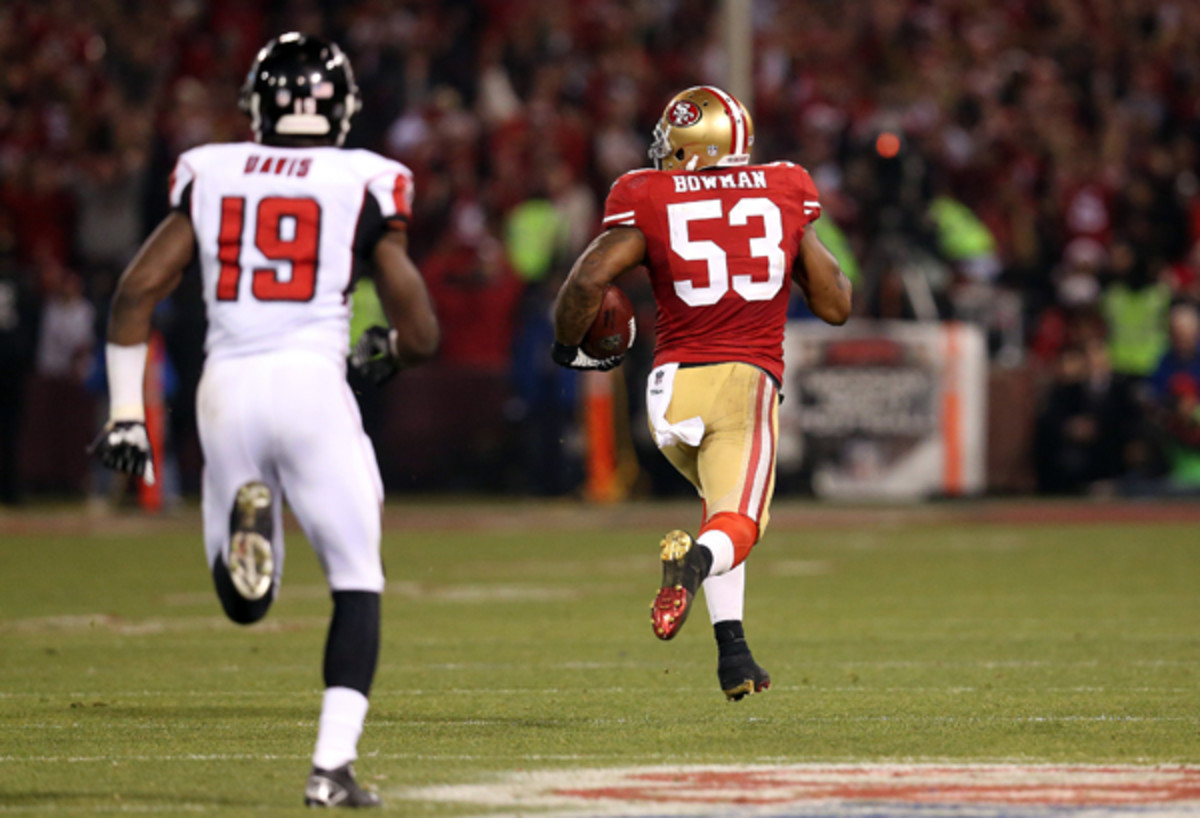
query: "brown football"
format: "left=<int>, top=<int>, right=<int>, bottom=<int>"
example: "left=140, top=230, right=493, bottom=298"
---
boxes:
left=581, top=286, right=636, bottom=359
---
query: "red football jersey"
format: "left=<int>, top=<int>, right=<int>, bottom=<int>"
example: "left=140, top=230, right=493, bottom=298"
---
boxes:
left=602, top=162, right=821, bottom=382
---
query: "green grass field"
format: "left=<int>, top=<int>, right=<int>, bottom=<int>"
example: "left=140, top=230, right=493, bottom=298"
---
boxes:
left=1, top=500, right=1198, bottom=815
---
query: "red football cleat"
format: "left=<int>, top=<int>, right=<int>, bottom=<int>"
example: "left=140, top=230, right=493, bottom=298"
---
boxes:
left=650, top=530, right=708, bottom=640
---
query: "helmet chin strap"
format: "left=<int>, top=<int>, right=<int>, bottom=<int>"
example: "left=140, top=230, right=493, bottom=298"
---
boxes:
left=248, top=95, right=263, bottom=142
left=336, top=93, right=356, bottom=146
left=685, top=155, right=700, bottom=171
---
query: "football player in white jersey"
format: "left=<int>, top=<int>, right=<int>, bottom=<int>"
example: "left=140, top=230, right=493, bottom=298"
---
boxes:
left=92, top=33, right=438, bottom=807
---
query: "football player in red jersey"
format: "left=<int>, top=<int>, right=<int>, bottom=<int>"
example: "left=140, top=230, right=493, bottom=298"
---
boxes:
left=552, top=86, right=851, bottom=700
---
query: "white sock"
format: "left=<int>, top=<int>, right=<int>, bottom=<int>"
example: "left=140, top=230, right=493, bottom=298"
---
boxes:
left=696, top=529, right=735, bottom=576
left=703, top=562, right=745, bottom=624
left=312, top=686, right=369, bottom=770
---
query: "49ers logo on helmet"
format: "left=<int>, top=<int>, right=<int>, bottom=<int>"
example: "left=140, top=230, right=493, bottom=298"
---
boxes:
left=668, top=100, right=701, bottom=127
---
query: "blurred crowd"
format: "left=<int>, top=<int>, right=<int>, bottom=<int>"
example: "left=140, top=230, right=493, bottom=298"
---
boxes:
left=4, top=0, right=1200, bottom=503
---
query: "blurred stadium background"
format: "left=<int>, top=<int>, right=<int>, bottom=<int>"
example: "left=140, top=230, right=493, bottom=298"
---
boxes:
left=4, top=0, right=1200, bottom=508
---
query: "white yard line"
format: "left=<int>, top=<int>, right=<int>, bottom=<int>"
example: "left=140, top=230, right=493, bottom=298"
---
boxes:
left=0, top=751, right=644, bottom=764
left=1, top=683, right=1196, bottom=700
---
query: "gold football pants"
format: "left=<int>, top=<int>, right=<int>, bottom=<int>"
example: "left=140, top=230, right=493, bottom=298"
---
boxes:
left=650, top=362, right=779, bottom=535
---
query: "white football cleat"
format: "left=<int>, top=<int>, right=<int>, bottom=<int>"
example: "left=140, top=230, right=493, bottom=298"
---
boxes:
left=304, top=763, right=381, bottom=808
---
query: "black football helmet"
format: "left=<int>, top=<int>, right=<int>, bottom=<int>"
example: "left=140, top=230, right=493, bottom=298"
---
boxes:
left=239, top=32, right=360, bottom=146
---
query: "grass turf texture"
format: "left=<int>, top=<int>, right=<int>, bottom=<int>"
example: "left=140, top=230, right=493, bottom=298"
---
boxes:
left=0, top=501, right=1197, bottom=814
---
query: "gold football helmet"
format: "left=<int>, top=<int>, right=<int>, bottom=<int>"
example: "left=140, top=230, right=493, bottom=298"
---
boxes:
left=648, top=86, right=754, bottom=171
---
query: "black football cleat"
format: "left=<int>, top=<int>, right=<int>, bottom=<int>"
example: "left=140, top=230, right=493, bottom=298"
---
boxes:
left=651, top=530, right=709, bottom=640
left=228, top=481, right=274, bottom=601
left=304, top=763, right=381, bottom=808
left=718, top=648, right=771, bottom=701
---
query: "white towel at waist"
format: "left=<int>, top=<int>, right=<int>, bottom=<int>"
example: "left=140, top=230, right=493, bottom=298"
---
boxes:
left=646, top=363, right=705, bottom=449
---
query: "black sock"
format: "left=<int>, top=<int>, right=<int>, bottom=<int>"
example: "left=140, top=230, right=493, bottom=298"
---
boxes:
left=714, top=620, right=750, bottom=657
left=323, top=591, right=380, bottom=696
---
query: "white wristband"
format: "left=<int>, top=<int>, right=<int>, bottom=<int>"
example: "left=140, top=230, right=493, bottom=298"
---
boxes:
left=107, top=342, right=148, bottom=422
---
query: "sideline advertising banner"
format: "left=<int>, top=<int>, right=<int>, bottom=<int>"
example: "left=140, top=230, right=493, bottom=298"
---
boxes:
left=780, top=321, right=987, bottom=500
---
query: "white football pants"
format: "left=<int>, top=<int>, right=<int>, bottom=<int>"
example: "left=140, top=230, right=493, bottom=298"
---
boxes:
left=197, top=350, right=385, bottom=593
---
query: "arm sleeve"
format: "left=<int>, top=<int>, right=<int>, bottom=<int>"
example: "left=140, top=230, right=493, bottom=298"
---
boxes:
left=794, top=165, right=822, bottom=226
left=365, top=162, right=415, bottom=231
left=601, top=173, right=640, bottom=229
left=168, top=154, right=197, bottom=217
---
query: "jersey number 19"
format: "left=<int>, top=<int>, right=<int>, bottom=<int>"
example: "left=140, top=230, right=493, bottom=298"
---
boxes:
left=216, top=196, right=322, bottom=302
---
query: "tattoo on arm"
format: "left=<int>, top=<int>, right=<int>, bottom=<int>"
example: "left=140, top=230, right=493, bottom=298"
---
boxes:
left=555, top=283, right=602, bottom=345
left=554, top=228, right=644, bottom=343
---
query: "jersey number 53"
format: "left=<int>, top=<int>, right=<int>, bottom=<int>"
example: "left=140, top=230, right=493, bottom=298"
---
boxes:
left=667, top=197, right=786, bottom=307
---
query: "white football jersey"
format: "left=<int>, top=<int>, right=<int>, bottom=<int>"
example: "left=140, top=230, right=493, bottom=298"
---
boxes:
left=169, top=142, right=413, bottom=365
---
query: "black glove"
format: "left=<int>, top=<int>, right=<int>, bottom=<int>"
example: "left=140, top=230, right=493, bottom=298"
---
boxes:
left=551, top=341, right=623, bottom=372
left=90, top=420, right=156, bottom=485
left=350, top=325, right=401, bottom=385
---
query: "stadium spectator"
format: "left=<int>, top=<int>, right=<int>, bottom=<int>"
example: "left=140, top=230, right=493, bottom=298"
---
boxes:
left=3, top=158, right=76, bottom=267
left=73, top=140, right=147, bottom=279
left=423, top=234, right=521, bottom=371
left=23, top=261, right=96, bottom=493
left=1029, top=241, right=1107, bottom=367
left=1165, top=240, right=1200, bottom=305
left=1100, top=242, right=1172, bottom=380
left=1136, top=302, right=1200, bottom=494
left=1034, top=338, right=1137, bottom=495
left=1150, top=303, right=1200, bottom=401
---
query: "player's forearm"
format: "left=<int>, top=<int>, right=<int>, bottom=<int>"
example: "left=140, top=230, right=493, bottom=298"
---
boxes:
left=553, top=273, right=607, bottom=345
left=554, top=228, right=645, bottom=344
left=107, top=287, right=158, bottom=346
left=794, top=227, right=852, bottom=325
left=390, top=307, right=440, bottom=366
left=108, top=265, right=185, bottom=344
left=372, top=232, right=440, bottom=365
left=804, top=268, right=853, bottom=325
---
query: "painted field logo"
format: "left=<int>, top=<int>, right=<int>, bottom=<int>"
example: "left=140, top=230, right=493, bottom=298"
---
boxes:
left=397, top=764, right=1200, bottom=817
left=556, top=765, right=1200, bottom=806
